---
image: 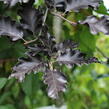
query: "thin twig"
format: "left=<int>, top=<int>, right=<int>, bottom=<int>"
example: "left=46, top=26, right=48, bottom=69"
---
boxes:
left=43, top=8, right=48, bottom=26
left=24, top=38, right=38, bottom=45
left=24, top=8, right=48, bottom=45
left=21, top=37, right=28, bottom=43
left=51, top=11, right=77, bottom=26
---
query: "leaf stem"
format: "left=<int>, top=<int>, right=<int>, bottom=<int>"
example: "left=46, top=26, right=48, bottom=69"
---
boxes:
left=21, top=37, right=28, bottom=43
left=42, top=8, right=48, bottom=26
left=24, top=38, right=38, bottom=45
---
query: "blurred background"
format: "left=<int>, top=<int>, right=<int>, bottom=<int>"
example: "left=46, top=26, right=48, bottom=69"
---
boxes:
left=0, top=0, right=109, bottom=109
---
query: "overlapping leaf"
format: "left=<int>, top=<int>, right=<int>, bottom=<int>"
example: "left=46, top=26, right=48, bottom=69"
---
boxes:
left=56, top=40, right=78, bottom=52
left=0, top=0, right=101, bottom=99
left=9, top=33, right=100, bottom=99
left=80, top=15, right=109, bottom=35
left=44, top=70, right=67, bottom=99
left=45, top=0, right=55, bottom=8
left=45, top=0, right=64, bottom=8
left=64, top=0, right=100, bottom=12
left=27, top=32, right=56, bottom=57
left=56, top=40, right=100, bottom=67
left=0, top=17, right=23, bottom=41
left=47, top=0, right=100, bottom=12
left=19, top=5, right=44, bottom=34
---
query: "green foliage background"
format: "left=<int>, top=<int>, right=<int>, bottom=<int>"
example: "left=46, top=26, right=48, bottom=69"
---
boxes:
left=0, top=1, right=109, bottom=109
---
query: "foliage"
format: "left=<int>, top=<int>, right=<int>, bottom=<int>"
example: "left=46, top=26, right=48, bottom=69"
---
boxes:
left=0, top=0, right=109, bottom=109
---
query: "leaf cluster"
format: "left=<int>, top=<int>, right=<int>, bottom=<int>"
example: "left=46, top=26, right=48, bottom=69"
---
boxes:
left=0, top=0, right=108, bottom=100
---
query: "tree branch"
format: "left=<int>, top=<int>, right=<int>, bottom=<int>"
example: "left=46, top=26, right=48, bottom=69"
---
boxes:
left=51, top=11, right=77, bottom=26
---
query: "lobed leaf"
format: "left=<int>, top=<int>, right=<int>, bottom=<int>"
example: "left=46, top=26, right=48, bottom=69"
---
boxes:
left=56, top=40, right=78, bottom=52
left=44, top=70, right=67, bottom=99
left=64, top=0, right=100, bottom=12
left=47, top=0, right=100, bottom=12
left=80, top=15, right=109, bottom=35
left=9, top=58, right=45, bottom=82
left=57, top=48, right=100, bottom=67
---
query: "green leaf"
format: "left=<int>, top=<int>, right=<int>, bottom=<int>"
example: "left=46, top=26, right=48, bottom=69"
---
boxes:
left=0, top=37, right=26, bottom=59
left=0, top=104, right=15, bottom=109
left=21, top=73, right=40, bottom=96
left=34, top=0, right=44, bottom=8
left=73, top=25, right=98, bottom=56
left=96, top=2, right=109, bottom=15
left=0, top=78, right=7, bottom=89
left=21, top=75, right=32, bottom=96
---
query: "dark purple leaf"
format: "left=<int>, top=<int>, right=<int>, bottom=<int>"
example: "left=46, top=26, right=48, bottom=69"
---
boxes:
left=44, top=69, right=67, bottom=99
left=80, top=15, right=109, bottom=35
left=0, top=0, right=29, bottom=7
left=51, top=0, right=100, bottom=12
left=64, top=0, right=100, bottom=12
left=19, top=6, right=44, bottom=34
left=56, top=40, right=78, bottom=52
left=9, top=58, right=45, bottom=82
left=0, top=17, right=24, bottom=41
left=57, top=49, right=100, bottom=67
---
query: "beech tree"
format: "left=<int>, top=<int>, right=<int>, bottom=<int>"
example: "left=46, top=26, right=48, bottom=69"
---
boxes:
left=0, top=0, right=109, bottom=108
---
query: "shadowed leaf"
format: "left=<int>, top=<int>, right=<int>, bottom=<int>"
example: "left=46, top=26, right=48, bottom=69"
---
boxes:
left=0, top=0, right=29, bottom=7
left=0, top=17, right=23, bottom=41
left=19, top=5, right=43, bottom=34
